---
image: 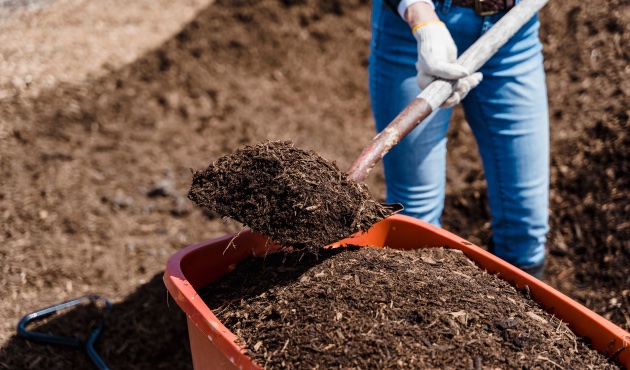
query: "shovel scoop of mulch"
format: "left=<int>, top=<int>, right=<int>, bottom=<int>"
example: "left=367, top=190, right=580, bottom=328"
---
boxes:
left=188, top=141, right=394, bottom=252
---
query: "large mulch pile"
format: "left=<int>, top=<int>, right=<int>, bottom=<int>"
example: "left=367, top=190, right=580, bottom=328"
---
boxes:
left=202, top=246, right=619, bottom=369
left=189, top=140, right=393, bottom=251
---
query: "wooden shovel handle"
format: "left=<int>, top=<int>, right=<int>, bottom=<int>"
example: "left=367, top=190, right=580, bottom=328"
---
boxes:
left=347, top=0, right=549, bottom=182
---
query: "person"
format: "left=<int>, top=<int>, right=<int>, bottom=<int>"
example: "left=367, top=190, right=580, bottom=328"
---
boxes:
left=369, top=0, right=549, bottom=278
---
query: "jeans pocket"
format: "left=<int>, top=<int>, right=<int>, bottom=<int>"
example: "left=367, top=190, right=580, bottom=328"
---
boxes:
left=434, top=1, right=442, bottom=13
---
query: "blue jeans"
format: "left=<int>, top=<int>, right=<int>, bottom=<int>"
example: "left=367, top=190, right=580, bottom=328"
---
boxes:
left=368, top=0, right=549, bottom=268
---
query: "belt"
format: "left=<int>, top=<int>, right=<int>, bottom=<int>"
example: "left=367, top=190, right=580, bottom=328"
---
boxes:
left=438, top=0, right=515, bottom=16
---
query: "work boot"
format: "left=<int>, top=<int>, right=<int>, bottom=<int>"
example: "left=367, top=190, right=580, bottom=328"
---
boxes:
left=517, top=260, right=545, bottom=280
left=487, top=238, right=545, bottom=280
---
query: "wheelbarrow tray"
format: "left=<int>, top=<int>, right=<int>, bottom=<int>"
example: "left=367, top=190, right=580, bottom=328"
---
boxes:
left=164, top=214, right=630, bottom=369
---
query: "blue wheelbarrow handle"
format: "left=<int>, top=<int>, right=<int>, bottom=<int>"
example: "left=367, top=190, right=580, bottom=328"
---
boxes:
left=86, top=323, right=109, bottom=370
left=17, top=294, right=112, bottom=370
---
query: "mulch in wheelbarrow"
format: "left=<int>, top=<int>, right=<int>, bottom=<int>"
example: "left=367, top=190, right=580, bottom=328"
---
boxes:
left=201, top=246, right=619, bottom=369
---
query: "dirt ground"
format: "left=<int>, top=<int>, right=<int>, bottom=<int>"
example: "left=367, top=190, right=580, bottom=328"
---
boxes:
left=0, top=0, right=628, bottom=368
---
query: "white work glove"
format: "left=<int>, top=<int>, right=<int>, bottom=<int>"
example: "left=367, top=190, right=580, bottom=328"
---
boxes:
left=412, top=21, right=483, bottom=107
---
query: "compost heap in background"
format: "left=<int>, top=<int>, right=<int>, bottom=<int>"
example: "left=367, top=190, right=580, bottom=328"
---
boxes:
left=188, top=140, right=392, bottom=252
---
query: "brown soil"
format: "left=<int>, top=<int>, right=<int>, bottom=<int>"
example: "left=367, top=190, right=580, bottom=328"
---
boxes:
left=189, top=140, right=393, bottom=252
left=202, top=246, right=618, bottom=369
left=0, top=0, right=628, bottom=369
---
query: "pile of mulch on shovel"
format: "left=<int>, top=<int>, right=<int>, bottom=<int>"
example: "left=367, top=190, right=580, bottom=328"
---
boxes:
left=201, top=247, right=620, bottom=369
left=188, top=141, right=393, bottom=252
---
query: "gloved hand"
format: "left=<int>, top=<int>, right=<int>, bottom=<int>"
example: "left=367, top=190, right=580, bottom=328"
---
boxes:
left=412, top=21, right=483, bottom=107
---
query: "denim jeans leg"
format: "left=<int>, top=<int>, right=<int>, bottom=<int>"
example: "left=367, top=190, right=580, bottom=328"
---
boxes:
left=369, top=1, right=549, bottom=269
left=369, top=0, right=452, bottom=227
left=460, top=15, right=549, bottom=268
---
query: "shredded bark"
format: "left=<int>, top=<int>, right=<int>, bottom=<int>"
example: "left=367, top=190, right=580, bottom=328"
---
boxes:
left=188, top=141, right=393, bottom=251
left=201, top=247, right=620, bottom=369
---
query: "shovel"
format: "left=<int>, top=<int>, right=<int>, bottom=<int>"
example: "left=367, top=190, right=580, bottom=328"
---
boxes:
left=347, top=0, right=550, bottom=183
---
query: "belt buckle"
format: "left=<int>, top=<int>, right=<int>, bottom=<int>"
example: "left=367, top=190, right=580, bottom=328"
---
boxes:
left=474, top=0, right=499, bottom=16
